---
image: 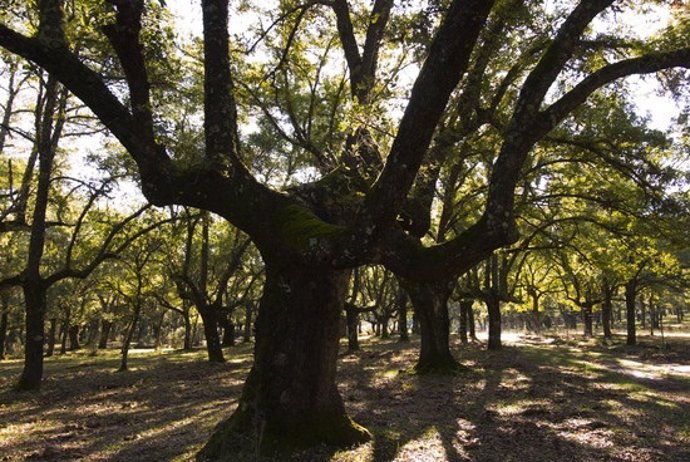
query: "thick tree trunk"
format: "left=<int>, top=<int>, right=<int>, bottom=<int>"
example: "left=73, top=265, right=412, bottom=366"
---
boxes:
left=17, top=284, right=47, bottom=390
left=98, top=320, right=112, bottom=349
left=486, top=297, right=502, bottom=350
left=198, top=305, right=225, bottom=363
left=582, top=303, right=593, bottom=337
left=345, top=303, right=359, bottom=352
left=401, top=279, right=458, bottom=373
left=45, top=318, right=57, bottom=357
left=199, top=263, right=369, bottom=458
left=625, top=280, right=637, bottom=346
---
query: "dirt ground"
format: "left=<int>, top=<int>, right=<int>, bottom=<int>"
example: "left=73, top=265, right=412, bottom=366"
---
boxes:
left=1, top=331, right=689, bottom=461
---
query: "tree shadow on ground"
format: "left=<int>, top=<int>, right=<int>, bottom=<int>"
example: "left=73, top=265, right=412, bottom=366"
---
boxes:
left=0, top=346, right=253, bottom=462
left=1, top=335, right=689, bottom=461
left=336, top=335, right=690, bottom=462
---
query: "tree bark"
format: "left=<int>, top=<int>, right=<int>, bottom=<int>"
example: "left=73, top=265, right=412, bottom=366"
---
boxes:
left=243, top=303, right=252, bottom=343
left=468, top=304, right=477, bottom=341
left=486, top=297, right=501, bottom=350
left=401, top=279, right=458, bottom=373
left=458, top=300, right=471, bottom=345
left=345, top=303, right=359, bottom=352
left=220, top=312, right=235, bottom=347
left=397, top=288, right=409, bottom=342
left=182, top=310, right=193, bottom=350
left=199, top=263, right=369, bottom=458
left=119, top=303, right=141, bottom=372
left=601, top=285, right=613, bottom=339
left=98, top=320, right=112, bottom=349
left=530, top=291, right=540, bottom=333
left=625, top=280, right=636, bottom=346
left=582, top=303, right=593, bottom=337
left=59, top=318, right=68, bottom=355
left=198, top=305, right=225, bottom=362
left=68, top=324, right=81, bottom=350
left=0, top=293, right=9, bottom=360
left=17, top=284, right=47, bottom=390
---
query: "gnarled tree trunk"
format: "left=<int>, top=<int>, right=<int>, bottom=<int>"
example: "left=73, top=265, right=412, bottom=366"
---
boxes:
left=199, top=262, right=369, bottom=458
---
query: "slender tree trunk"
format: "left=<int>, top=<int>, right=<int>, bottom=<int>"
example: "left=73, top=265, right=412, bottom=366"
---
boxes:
left=468, top=304, right=477, bottom=341
left=68, top=325, right=81, bottom=350
left=458, top=300, right=470, bottom=345
left=582, top=303, right=593, bottom=337
left=625, top=280, right=637, bottom=346
left=59, top=318, right=68, bottom=355
left=45, top=318, right=57, bottom=357
left=98, top=320, right=112, bottom=349
left=380, top=316, right=389, bottom=339
left=119, top=303, right=141, bottom=372
left=17, top=75, right=63, bottom=390
left=602, top=286, right=613, bottom=339
left=401, top=279, right=458, bottom=373
left=640, top=298, right=646, bottom=329
left=243, top=304, right=252, bottom=343
left=486, top=297, right=502, bottom=350
left=17, top=284, right=47, bottom=390
left=198, top=305, right=224, bottom=362
left=199, top=263, right=369, bottom=458
left=182, top=311, right=193, bottom=350
left=345, top=303, right=359, bottom=352
left=0, top=293, right=10, bottom=360
left=153, top=314, right=165, bottom=350
left=220, top=313, right=235, bottom=347
left=530, top=292, right=540, bottom=333
left=397, top=289, right=409, bottom=343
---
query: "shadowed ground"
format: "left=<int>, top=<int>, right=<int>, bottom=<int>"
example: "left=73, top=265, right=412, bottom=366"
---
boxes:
left=1, top=330, right=688, bottom=461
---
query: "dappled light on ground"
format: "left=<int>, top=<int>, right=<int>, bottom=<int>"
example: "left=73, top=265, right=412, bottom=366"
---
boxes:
left=0, top=333, right=688, bottom=461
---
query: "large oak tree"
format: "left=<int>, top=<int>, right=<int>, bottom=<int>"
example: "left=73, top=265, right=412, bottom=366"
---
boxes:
left=1, top=0, right=688, bottom=457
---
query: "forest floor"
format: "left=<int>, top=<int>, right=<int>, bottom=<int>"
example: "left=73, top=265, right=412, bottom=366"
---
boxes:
left=0, top=328, right=689, bottom=462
